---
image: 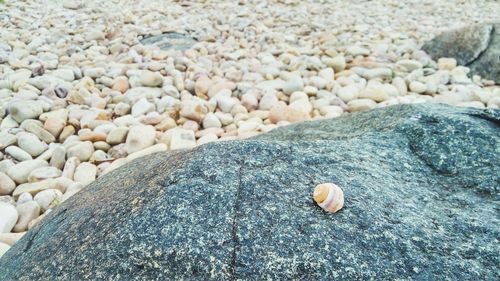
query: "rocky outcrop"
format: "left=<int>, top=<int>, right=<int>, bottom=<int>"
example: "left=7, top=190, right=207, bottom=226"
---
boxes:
left=422, top=22, right=500, bottom=83
left=0, top=104, right=498, bottom=280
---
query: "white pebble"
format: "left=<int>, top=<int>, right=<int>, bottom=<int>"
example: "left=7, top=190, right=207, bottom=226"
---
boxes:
left=203, top=112, right=222, bottom=128
left=7, top=160, right=49, bottom=184
left=125, top=125, right=156, bottom=154
left=409, top=81, right=427, bottom=94
left=0, top=202, right=18, bottom=233
left=34, top=189, right=63, bottom=212
left=73, top=162, right=97, bottom=186
left=17, top=132, right=48, bottom=157
left=337, top=85, right=360, bottom=103
left=282, top=77, right=304, bottom=95
left=170, top=129, right=196, bottom=150
left=140, top=70, right=163, bottom=87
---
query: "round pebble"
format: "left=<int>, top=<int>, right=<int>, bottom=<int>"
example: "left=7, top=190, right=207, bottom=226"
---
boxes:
left=0, top=202, right=18, bottom=233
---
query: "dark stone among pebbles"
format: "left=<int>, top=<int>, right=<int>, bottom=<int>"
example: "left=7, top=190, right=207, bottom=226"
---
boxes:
left=140, top=32, right=197, bottom=51
left=423, top=21, right=500, bottom=83
left=0, top=104, right=498, bottom=280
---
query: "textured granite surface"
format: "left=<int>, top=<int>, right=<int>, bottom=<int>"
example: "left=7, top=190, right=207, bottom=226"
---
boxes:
left=0, top=104, right=499, bottom=280
left=423, top=22, right=500, bottom=83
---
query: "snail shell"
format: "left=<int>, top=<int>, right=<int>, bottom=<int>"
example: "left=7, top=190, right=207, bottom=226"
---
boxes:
left=313, top=183, right=344, bottom=213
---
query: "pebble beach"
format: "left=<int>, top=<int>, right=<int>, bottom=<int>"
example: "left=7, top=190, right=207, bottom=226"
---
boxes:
left=0, top=0, right=499, bottom=257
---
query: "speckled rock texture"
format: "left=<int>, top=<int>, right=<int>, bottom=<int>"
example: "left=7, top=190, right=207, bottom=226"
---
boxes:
left=423, top=21, right=500, bottom=83
left=1, top=104, right=499, bottom=280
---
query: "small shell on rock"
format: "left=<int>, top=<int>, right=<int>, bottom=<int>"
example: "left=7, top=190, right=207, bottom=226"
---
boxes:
left=313, top=183, right=344, bottom=213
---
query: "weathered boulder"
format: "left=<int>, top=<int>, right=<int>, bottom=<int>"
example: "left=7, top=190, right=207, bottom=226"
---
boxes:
left=0, top=104, right=499, bottom=280
left=422, top=21, right=500, bottom=83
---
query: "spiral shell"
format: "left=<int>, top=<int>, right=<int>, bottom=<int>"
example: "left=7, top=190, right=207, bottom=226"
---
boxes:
left=313, top=183, right=344, bottom=213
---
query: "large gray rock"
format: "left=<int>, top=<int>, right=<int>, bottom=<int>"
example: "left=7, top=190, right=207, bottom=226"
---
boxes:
left=422, top=22, right=500, bottom=83
left=0, top=104, right=499, bottom=280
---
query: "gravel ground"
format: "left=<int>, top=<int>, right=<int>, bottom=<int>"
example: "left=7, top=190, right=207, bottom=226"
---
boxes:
left=0, top=0, right=499, bottom=256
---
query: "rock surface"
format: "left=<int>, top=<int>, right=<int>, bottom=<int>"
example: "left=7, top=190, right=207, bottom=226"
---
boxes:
left=422, top=22, right=500, bottom=83
left=0, top=104, right=499, bottom=280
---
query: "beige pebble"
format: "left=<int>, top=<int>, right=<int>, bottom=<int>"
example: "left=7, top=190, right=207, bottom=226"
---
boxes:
left=140, top=70, right=163, bottom=87
left=34, top=189, right=63, bottom=212
left=259, top=91, right=279, bottom=110
left=409, top=81, right=427, bottom=94
left=126, top=143, right=167, bottom=162
left=180, top=100, right=207, bottom=122
left=328, top=55, right=346, bottom=72
left=0, top=172, right=16, bottom=196
left=12, top=179, right=57, bottom=199
left=125, top=125, right=156, bottom=154
left=28, top=167, right=62, bottom=182
left=79, top=132, right=107, bottom=142
left=0, top=202, right=18, bottom=233
left=0, top=232, right=25, bottom=246
left=21, top=120, right=56, bottom=144
left=182, top=120, right=199, bottom=132
left=197, top=134, right=218, bottom=145
left=93, top=141, right=111, bottom=152
left=337, top=85, right=359, bottom=102
left=73, top=162, right=97, bottom=186
left=170, top=129, right=196, bottom=150
left=66, top=141, right=95, bottom=161
left=203, top=112, right=222, bottom=128
left=155, top=117, right=177, bottom=131
left=392, top=77, right=408, bottom=96
left=106, top=127, right=129, bottom=145
left=438, top=58, right=457, bottom=71
left=13, top=201, right=40, bottom=232
left=319, top=105, right=344, bottom=118
left=59, top=125, right=76, bottom=143
left=347, top=99, right=377, bottom=112
left=269, top=103, right=310, bottom=124
left=195, top=127, right=225, bottom=138
left=241, top=93, right=259, bottom=111
left=195, top=76, right=213, bottom=97
left=207, top=81, right=235, bottom=99
left=0, top=242, right=10, bottom=259
left=7, top=160, right=49, bottom=184
left=62, top=157, right=80, bottom=180
left=112, top=76, right=130, bottom=93
left=359, top=87, right=390, bottom=102
left=44, top=117, right=66, bottom=138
